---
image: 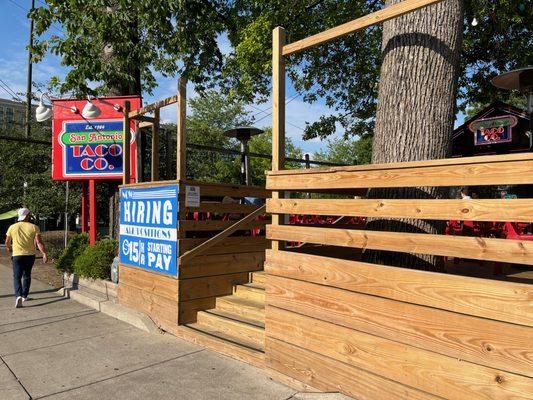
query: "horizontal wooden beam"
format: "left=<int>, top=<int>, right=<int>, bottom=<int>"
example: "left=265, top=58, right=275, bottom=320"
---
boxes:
left=179, top=205, right=266, bottom=262
left=128, top=94, right=179, bottom=118
left=131, top=115, right=156, bottom=123
left=266, top=225, right=533, bottom=265
left=267, top=198, right=533, bottom=222
left=185, top=203, right=262, bottom=214
left=180, top=218, right=268, bottom=232
left=282, top=0, right=444, bottom=56
left=267, top=157, right=533, bottom=190
left=265, top=250, right=533, bottom=328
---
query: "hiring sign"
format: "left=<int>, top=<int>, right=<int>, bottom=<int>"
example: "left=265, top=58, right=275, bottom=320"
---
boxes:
left=52, top=96, right=141, bottom=181
left=119, top=185, right=178, bottom=276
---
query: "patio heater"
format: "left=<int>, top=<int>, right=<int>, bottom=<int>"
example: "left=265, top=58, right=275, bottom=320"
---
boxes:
left=223, top=127, right=264, bottom=186
left=491, top=66, right=533, bottom=150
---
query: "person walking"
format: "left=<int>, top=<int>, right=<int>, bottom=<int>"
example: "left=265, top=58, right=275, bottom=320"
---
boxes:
left=5, top=208, right=48, bottom=308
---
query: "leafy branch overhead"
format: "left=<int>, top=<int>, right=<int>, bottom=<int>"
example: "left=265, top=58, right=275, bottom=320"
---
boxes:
left=31, top=0, right=531, bottom=139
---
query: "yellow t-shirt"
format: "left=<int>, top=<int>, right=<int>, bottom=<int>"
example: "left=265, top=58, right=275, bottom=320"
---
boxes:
left=6, top=222, right=40, bottom=256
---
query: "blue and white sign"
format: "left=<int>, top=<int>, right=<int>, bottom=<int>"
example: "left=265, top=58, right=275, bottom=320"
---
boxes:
left=119, top=185, right=178, bottom=276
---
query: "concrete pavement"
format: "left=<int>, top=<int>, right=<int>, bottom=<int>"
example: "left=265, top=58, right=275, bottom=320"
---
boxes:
left=0, top=259, right=301, bottom=400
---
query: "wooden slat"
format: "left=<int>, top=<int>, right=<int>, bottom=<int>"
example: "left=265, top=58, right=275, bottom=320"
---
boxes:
left=180, top=205, right=266, bottom=261
left=267, top=225, right=533, bottom=265
left=269, top=152, right=533, bottom=175
left=266, top=158, right=533, bottom=189
left=178, top=297, right=216, bottom=324
left=267, top=198, right=533, bottom=222
left=119, top=264, right=178, bottom=300
left=179, top=273, right=249, bottom=301
left=178, top=236, right=268, bottom=255
left=118, top=282, right=177, bottom=327
left=180, top=252, right=264, bottom=279
left=182, top=180, right=270, bottom=198
left=185, top=203, right=262, bottom=214
left=265, top=265, right=533, bottom=376
left=181, top=219, right=267, bottom=232
left=266, top=338, right=441, bottom=400
left=128, top=94, right=179, bottom=118
left=282, top=0, right=444, bottom=56
left=267, top=306, right=533, bottom=400
left=265, top=250, right=533, bottom=327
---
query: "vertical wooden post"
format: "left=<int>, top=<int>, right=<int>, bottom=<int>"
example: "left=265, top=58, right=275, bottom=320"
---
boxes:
left=151, top=108, right=160, bottom=181
left=123, top=101, right=131, bottom=185
left=89, top=179, right=96, bottom=245
left=176, top=77, right=187, bottom=181
left=135, top=120, right=143, bottom=183
left=271, top=27, right=286, bottom=251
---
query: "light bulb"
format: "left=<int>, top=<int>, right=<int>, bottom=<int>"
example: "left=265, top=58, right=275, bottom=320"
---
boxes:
left=471, top=17, right=478, bottom=27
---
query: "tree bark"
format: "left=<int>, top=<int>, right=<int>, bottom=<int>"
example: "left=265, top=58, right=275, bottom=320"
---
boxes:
left=364, top=0, right=464, bottom=271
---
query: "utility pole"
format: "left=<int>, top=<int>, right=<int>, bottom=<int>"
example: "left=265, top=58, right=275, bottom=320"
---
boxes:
left=25, top=0, right=35, bottom=138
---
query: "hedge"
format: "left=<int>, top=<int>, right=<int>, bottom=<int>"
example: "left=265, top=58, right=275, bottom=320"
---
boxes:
left=55, top=233, right=89, bottom=274
left=73, top=239, right=118, bottom=280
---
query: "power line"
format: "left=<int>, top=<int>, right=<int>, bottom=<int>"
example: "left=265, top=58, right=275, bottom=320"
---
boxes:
left=0, top=79, right=24, bottom=102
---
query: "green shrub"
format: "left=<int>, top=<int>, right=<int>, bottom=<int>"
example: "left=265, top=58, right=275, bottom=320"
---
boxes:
left=55, top=233, right=89, bottom=274
left=73, top=239, right=118, bottom=280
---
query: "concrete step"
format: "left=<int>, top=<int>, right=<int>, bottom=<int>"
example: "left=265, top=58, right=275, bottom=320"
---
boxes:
left=216, top=295, right=265, bottom=324
left=233, top=282, right=265, bottom=302
left=196, top=309, right=264, bottom=349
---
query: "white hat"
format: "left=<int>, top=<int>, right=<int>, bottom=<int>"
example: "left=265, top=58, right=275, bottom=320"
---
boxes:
left=17, top=208, right=31, bottom=221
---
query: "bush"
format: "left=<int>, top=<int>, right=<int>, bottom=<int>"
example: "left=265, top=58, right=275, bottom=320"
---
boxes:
left=55, top=233, right=89, bottom=274
left=73, top=239, right=118, bottom=280
left=41, top=231, right=76, bottom=261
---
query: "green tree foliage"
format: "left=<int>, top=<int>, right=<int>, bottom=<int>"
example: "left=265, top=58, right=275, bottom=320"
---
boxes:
left=31, top=1, right=530, bottom=141
left=314, top=136, right=372, bottom=166
left=0, top=128, right=81, bottom=218
left=73, top=238, right=118, bottom=280
left=168, top=91, right=302, bottom=186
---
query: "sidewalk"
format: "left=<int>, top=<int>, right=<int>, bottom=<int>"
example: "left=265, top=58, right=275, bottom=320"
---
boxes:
left=0, top=259, right=299, bottom=400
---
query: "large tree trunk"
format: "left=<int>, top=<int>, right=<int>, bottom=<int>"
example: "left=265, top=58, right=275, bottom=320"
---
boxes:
left=363, top=0, right=464, bottom=271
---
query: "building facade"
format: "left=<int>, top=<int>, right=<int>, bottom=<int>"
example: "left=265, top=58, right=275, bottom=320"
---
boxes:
left=0, top=98, right=32, bottom=131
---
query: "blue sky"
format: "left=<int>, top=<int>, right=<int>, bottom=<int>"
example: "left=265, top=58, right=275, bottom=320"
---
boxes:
left=1, top=0, right=465, bottom=155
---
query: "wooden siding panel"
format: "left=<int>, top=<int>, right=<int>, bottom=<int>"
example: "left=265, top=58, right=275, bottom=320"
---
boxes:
left=180, top=252, right=265, bottom=279
left=267, top=306, right=533, bottom=400
left=266, top=337, right=442, bottom=400
left=119, top=264, right=178, bottom=301
left=265, top=274, right=533, bottom=376
left=265, top=250, right=533, bottom=327
left=179, top=273, right=249, bottom=301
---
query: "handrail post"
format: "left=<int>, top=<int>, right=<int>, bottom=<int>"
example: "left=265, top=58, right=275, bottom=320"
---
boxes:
left=151, top=108, right=160, bottom=181
left=272, top=27, right=286, bottom=251
left=177, top=77, right=187, bottom=181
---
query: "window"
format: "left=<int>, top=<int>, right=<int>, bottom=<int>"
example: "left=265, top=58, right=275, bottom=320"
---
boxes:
left=5, top=107, right=14, bottom=123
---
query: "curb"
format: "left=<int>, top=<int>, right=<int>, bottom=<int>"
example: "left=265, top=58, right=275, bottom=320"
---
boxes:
left=58, top=286, right=160, bottom=334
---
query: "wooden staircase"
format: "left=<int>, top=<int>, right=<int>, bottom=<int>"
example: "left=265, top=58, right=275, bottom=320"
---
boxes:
left=180, top=271, right=266, bottom=365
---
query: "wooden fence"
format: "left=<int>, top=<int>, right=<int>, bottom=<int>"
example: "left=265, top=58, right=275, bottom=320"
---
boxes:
left=264, top=152, right=533, bottom=400
left=118, top=179, right=270, bottom=329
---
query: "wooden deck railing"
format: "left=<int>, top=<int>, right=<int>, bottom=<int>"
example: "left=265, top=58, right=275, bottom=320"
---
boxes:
left=264, top=152, right=533, bottom=400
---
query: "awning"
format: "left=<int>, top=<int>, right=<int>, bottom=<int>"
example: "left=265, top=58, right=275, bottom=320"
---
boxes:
left=0, top=210, right=18, bottom=221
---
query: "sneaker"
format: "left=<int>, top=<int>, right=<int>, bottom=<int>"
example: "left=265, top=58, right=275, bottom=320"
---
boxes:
left=22, top=297, right=30, bottom=302
left=15, top=297, right=23, bottom=308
